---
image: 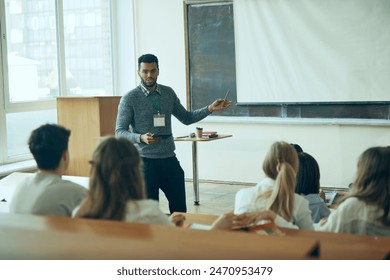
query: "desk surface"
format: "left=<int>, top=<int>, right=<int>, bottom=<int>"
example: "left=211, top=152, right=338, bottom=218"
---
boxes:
left=0, top=213, right=318, bottom=260
left=175, top=212, right=390, bottom=260
left=174, top=134, right=232, bottom=142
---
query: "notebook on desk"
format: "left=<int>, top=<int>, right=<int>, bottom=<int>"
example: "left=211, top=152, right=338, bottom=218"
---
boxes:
left=202, top=131, right=217, bottom=135
left=202, top=131, right=218, bottom=139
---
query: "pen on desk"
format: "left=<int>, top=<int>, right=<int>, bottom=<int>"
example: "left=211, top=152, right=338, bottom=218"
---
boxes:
left=223, top=89, right=231, bottom=100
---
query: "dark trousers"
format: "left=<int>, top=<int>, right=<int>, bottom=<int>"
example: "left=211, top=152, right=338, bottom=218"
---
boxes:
left=142, top=156, right=187, bottom=213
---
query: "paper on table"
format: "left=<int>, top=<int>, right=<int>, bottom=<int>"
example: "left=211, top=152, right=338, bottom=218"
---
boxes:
left=188, top=223, right=213, bottom=230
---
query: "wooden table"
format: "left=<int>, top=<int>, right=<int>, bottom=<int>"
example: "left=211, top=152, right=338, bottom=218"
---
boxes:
left=282, top=227, right=390, bottom=260
left=175, top=134, right=232, bottom=205
left=174, top=212, right=390, bottom=260
left=0, top=213, right=318, bottom=260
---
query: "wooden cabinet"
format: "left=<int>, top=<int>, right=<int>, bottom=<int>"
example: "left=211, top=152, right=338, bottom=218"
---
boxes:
left=57, top=96, right=121, bottom=176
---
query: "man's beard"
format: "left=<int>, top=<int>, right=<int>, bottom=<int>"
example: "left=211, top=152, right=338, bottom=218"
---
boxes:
left=141, top=77, right=157, bottom=88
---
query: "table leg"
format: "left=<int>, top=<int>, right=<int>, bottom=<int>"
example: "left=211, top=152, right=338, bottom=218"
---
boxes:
left=192, top=141, right=199, bottom=205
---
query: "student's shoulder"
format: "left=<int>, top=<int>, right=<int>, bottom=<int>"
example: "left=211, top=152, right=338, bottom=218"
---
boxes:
left=55, top=179, right=88, bottom=194
left=14, top=174, right=35, bottom=190
left=337, top=196, right=365, bottom=211
left=301, top=193, right=325, bottom=205
left=126, top=199, right=162, bottom=212
left=236, top=186, right=257, bottom=197
left=235, top=186, right=258, bottom=207
left=132, top=199, right=160, bottom=207
left=125, top=199, right=170, bottom=223
left=294, top=193, right=312, bottom=211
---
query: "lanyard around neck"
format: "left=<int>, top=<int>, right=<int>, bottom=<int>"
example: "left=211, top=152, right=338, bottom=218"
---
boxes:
left=147, top=93, right=161, bottom=114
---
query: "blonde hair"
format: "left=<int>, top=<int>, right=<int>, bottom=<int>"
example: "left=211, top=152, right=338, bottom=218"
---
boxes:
left=75, top=136, right=146, bottom=220
left=345, top=146, right=390, bottom=226
left=258, top=141, right=299, bottom=221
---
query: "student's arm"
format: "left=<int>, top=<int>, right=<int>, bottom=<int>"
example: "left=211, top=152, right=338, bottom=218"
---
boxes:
left=316, top=197, right=357, bottom=233
left=169, top=213, right=186, bottom=227
left=232, top=210, right=276, bottom=227
left=234, top=188, right=255, bottom=214
left=210, top=210, right=276, bottom=230
left=317, top=201, right=349, bottom=233
left=293, top=195, right=314, bottom=230
left=274, top=215, right=299, bottom=229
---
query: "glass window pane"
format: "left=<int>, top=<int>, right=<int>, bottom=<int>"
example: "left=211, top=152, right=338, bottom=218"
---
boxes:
left=6, top=109, right=57, bottom=158
left=63, top=0, right=114, bottom=96
left=5, top=0, right=59, bottom=102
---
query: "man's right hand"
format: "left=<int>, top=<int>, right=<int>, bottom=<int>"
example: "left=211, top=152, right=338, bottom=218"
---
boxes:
left=140, top=132, right=158, bottom=144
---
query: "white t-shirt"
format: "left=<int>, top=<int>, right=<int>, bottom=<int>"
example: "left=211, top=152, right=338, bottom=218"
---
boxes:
left=72, top=199, right=172, bottom=226
left=10, top=171, right=87, bottom=217
left=234, top=177, right=314, bottom=230
left=123, top=199, right=172, bottom=225
left=317, top=197, right=390, bottom=236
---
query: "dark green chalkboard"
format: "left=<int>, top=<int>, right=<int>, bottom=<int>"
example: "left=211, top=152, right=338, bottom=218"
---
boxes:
left=185, top=1, right=237, bottom=116
left=184, top=1, right=390, bottom=120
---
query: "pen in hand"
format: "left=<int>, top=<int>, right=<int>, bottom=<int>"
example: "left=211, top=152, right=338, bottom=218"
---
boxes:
left=224, top=89, right=231, bottom=100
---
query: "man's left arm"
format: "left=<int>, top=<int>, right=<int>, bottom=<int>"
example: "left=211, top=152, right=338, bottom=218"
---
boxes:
left=172, top=95, right=231, bottom=125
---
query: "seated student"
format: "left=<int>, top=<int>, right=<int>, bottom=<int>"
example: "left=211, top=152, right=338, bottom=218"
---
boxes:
left=234, top=141, right=314, bottom=230
left=295, top=152, right=330, bottom=223
left=317, top=146, right=390, bottom=236
left=74, top=136, right=276, bottom=230
left=73, top=136, right=178, bottom=225
left=10, top=124, right=87, bottom=216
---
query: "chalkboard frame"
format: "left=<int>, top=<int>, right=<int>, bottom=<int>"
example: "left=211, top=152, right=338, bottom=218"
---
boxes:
left=183, top=0, right=390, bottom=120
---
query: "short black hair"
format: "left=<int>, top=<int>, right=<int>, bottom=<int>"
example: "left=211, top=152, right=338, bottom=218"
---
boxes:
left=28, top=124, right=71, bottom=170
left=290, top=143, right=303, bottom=153
left=138, top=54, right=159, bottom=70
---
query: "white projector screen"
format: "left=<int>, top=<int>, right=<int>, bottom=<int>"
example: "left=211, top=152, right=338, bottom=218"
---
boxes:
left=233, top=0, right=390, bottom=103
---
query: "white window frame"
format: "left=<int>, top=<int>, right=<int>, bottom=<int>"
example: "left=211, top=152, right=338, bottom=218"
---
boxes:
left=0, top=0, right=136, bottom=167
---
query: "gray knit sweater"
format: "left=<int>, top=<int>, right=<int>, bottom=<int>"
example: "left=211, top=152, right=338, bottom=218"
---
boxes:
left=115, top=84, right=211, bottom=158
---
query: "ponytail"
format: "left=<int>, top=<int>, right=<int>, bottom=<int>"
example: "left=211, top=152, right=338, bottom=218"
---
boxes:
left=267, top=162, right=296, bottom=221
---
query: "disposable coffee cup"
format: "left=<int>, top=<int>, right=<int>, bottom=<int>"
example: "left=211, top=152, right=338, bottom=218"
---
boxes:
left=196, top=127, right=203, bottom=138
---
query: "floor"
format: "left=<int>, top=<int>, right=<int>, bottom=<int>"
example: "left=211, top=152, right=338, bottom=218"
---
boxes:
left=158, top=180, right=254, bottom=215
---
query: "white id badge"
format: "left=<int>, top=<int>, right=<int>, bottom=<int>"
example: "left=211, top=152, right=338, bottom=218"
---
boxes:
left=153, top=114, right=165, bottom=127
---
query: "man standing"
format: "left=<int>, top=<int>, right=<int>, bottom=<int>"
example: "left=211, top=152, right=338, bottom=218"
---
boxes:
left=116, top=54, right=231, bottom=213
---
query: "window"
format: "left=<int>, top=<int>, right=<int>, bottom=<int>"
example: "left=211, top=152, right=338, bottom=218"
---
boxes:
left=0, top=0, right=119, bottom=166
left=63, top=0, right=113, bottom=96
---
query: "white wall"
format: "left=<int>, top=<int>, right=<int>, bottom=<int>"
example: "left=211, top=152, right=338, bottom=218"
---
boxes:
left=113, top=0, right=137, bottom=95
left=133, top=0, right=390, bottom=187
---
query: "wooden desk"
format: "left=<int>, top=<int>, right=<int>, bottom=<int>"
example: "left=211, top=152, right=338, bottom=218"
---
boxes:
left=0, top=213, right=318, bottom=260
left=175, top=212, right=219, bottom=225
left=175, top=212, right=390, bottom=260
left=282, top=228, right=390, bottom=260
left=175, top=134, right=232, bottom=205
